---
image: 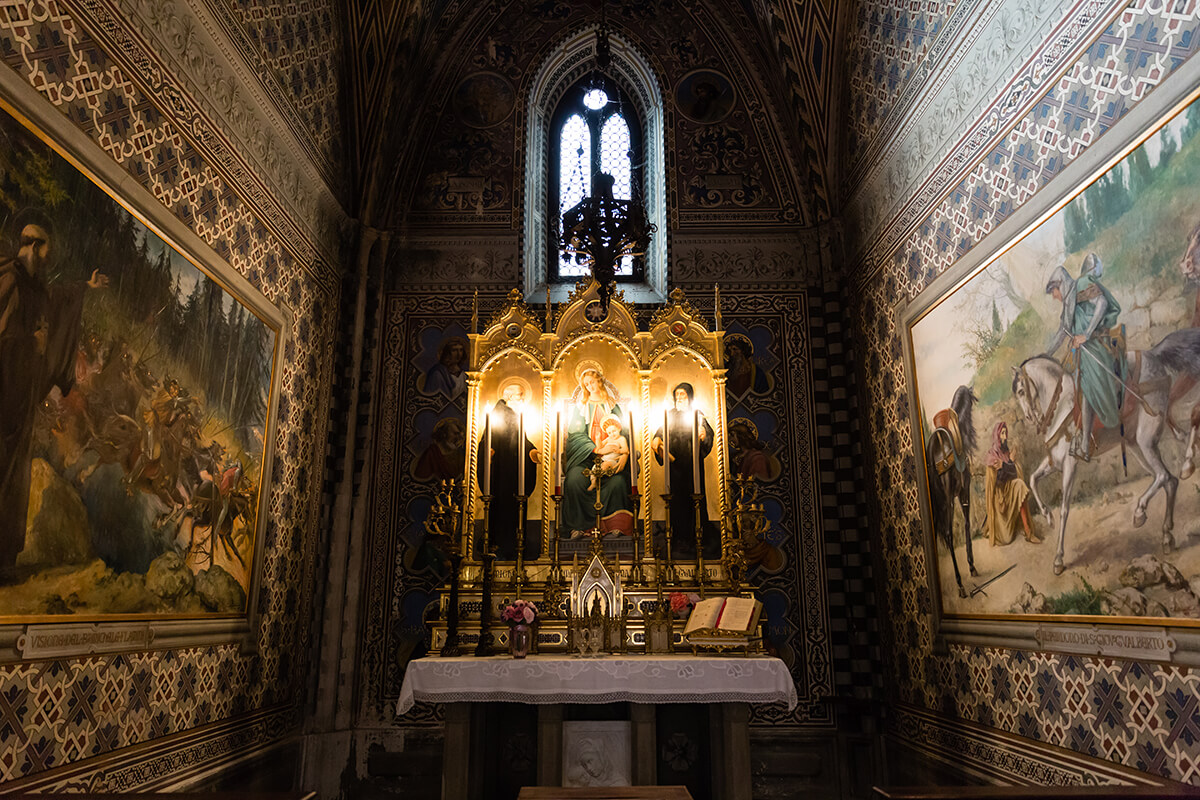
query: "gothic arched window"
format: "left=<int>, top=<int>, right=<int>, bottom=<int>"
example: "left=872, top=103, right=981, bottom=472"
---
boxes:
left=524, top=29, right=666, bottom=304
left=549, top=79, right=645, bottom=283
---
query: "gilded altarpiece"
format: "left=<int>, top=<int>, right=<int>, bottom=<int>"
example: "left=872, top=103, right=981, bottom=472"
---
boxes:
left=365, top=284, right=830, bottom=727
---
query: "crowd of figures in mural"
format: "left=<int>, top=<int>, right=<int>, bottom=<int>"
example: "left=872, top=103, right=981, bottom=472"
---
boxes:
left=396, top=304, right=797, bottom=678
left=911, top=98, right=1200, bottom=621
left=0, top=110, right=274, bottom=618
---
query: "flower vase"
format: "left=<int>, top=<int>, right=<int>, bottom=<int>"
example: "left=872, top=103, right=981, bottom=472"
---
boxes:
left=509, top=623, right=532, bottom=659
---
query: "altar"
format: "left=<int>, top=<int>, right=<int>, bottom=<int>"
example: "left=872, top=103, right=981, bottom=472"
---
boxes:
left=405, top=281, right=792, bottom=800
left=399, top=654, right=796, bottom=800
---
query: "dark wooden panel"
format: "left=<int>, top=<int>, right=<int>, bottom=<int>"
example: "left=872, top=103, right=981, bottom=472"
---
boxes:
left=874, top=788, right=1200, bottom=799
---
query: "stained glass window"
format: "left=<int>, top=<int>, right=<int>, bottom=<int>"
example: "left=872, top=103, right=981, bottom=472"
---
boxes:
left=549, top=79, right=643, bottom=283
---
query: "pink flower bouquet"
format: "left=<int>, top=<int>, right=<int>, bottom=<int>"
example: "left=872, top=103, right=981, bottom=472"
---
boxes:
left=501, top=599, right=539, bottom=626
left=668, top=592, right=700, bottom=617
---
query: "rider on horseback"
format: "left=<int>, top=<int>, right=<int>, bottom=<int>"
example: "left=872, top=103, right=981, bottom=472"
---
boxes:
left=1045, top=255, right=1126, bottom=462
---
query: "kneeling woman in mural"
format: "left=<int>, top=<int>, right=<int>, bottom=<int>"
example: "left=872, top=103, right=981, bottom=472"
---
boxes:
left=561, top=362, right=634, bottom=537
left=983, top=421, right=1039, bottom=546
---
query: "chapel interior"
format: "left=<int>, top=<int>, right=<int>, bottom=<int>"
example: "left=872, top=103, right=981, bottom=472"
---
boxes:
left=1, top=0, right=1199, bottom=797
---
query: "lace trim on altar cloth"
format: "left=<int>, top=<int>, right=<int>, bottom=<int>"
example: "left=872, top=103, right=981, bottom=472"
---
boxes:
left=402, top=689, right=795, bottom=710
left=395, top=655, right=799, bottom=715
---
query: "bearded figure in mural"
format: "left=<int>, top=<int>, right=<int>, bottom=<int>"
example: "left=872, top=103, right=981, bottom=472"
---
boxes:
left=0, top=210, right=107, bottom=578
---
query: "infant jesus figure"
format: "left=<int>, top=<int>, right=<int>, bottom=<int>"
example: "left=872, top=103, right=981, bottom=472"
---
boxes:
left=588, top=415, right=629, bottom=490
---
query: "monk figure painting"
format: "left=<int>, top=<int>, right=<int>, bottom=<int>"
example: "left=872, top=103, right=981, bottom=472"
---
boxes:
left=0, top=105, right=277, bottom=620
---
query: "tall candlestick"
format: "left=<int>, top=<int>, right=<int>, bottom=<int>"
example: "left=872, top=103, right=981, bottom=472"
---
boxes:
left=556, top=410, right=563, bottom=492
left=483, top=411, right=492, bottom=496
left=663, top=408, right=670, bottom=494
left=692, top=410, right=701, bottom=495
left=517, top=410, right=525, bottom=497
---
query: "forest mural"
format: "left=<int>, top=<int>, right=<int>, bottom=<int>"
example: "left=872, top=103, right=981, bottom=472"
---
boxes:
left=0, top=104, right=276, bottom=619
left=910, top=97, right=1200, bottom=621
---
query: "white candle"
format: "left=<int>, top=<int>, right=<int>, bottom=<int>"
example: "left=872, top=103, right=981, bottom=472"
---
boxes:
left=692, top=409, right=700, bottom=495
left=483, top=411, right=491, bottom=496
left=663, top=407, right=670, bottom=494
left=628, top=410, right=635, bottom=485
left=556, top=410, right=563, bottom=492
left=517, top=410, right=525, bottom=496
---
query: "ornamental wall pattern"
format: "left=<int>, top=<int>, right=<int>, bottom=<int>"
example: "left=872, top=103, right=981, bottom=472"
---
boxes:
left=0, top=0, right=337, bottom=786
left=217, top=0, right=345, bottom=183
left=848, top=0, right=1200, bottom=784
left=849, top=0, right=1200, bottom=284
left=400, top=0, right=813, bottom=228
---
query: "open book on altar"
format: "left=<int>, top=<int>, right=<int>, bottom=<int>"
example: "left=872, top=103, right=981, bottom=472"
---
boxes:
left=683, top=596, right=763, bottom=637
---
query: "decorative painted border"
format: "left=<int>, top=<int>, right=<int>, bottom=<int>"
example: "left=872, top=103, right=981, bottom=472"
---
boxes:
left=848, top=0, right=1120, bottom=275
left=0, top=703, right=298, bottom=792
left=193, top=0, right=346, bottom=195
left=69, top=0, right=342, bottom=289
left=888, top=703, right=1185, bottom=786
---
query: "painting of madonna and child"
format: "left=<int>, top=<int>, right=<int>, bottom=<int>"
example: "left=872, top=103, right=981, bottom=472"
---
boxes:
left=0, top=106, right=277, bottom=620
left=471, top=343, right=723, bottom=561
left=910, top=97, right=1200, bottom=622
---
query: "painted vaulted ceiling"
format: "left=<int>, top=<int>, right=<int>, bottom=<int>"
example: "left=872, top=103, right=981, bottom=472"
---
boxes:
left=338, top=0, right=849, bottom=229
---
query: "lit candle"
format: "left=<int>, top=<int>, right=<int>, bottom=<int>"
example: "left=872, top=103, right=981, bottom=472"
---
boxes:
left=483, top=409, right=492, bottom=496
left=556, top=410, right=563, bottom=493
left=692, top=409, right=701, bottom=495
left=663, top=407, right=670, bottom=495
left=628, top=410, right=635, bottom=489
left=517, top=409, right=525, bottom=497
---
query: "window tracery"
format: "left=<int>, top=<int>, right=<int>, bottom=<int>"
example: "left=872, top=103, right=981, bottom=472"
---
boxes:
left=523, top=29, right=667, bottom=304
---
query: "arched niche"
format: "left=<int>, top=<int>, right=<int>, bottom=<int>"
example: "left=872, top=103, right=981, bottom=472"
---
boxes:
left=523, top=26, right=667, bottom=306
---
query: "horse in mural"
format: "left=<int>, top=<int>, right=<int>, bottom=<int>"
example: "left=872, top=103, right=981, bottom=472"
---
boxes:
left=924, top=385, right=979, bottom=598
left=1173, top=222, right=1200, bottom=478
left=1011, top=328, right=1200, bottom=575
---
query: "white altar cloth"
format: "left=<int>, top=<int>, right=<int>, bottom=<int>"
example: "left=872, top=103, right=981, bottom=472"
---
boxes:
left=396, top=654, right=797, bottom=715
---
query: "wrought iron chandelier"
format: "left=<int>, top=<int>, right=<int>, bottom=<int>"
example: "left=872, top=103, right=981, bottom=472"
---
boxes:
left=559, top=19, right=655, bottom=313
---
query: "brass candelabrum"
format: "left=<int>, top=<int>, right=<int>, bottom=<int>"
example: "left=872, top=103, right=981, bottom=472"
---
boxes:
left=660, top=494, right=677, bottom=584
left=475, top=494, right=496, bottom=656
left=629, top=509, right=645, bottom=585
left=515, top=493, right=528, bottom=591
left=425, top=478, right=464, bottom=657
left=582, top=452, right=606, bottom=534
left=549, top=492, right=564, bottom=582
left=725, top=476, right=767, bottom=597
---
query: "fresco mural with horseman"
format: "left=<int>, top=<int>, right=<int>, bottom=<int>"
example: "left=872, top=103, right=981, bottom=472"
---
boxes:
left=909, top=96, right=1200, bottom=621
left=0, top=105, right=276, bottom=619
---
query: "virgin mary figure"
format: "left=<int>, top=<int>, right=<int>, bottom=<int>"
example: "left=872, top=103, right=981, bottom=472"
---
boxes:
left=561, top=361, right=635, bottom=538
